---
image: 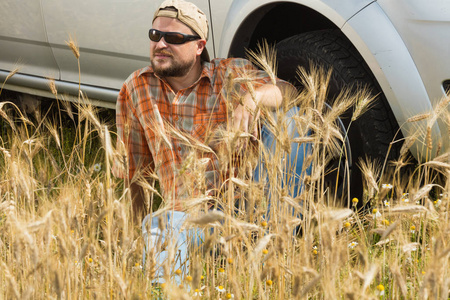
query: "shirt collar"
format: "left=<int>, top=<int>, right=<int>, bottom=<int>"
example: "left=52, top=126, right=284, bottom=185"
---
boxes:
left=199, top=60, right=212, bottom=82
left=138, top=65, right=153, bottom=78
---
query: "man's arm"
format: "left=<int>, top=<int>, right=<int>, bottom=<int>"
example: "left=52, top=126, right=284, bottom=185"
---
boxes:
left=233, top=82, right=293, bottom=137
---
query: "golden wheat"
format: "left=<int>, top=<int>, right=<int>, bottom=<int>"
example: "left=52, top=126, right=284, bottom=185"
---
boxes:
left=1, top=44, right=449, bottom=300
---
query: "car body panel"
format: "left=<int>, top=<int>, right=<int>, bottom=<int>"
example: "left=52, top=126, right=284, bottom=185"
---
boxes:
left=344, top=1, right=450, bottom=154
left=0, top=1, right=59, bottom=78
left=377, top=0, right=450, bottom=107
left=41, top=0, right=213, bottom=91
left=342, top=2, right=443, bottom=156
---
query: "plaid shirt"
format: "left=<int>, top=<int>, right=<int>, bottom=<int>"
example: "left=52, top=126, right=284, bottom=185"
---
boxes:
left=115, top=58, right=279, bottom=208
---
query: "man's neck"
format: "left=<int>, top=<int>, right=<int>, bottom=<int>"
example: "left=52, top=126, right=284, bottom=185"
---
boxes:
left=165, top=61, right=203, bottom=93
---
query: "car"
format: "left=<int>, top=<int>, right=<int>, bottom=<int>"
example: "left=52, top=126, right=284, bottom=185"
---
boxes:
left=1, top=0, right=449, bottom=198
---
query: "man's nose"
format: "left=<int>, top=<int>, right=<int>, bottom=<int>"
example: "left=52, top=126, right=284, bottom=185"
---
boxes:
left=154, top=37, right=169, bottom=48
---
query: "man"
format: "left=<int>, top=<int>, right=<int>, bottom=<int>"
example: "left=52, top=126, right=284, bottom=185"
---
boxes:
left=114, top=0, right=310, bottom=284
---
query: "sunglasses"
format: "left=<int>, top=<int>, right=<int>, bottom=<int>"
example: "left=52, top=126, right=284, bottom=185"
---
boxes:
left=149, top=29, right=201, bottom=44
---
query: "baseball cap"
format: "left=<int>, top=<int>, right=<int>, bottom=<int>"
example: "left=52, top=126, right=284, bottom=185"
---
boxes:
left=153, top=0, right=210, bottom=61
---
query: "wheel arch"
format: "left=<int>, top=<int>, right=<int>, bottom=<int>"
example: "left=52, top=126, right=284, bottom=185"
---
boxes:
left=342, top=2, right=439, bottom=159
left=222, top=1, right=440, bottom=160
left=226, top=2, right=338, bottom=58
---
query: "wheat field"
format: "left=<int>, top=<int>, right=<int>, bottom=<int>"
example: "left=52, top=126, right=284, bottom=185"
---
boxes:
left=0, top=40, right=449, bottom=299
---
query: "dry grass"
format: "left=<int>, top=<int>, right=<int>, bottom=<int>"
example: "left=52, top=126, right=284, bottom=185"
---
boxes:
left=0, top=41, right=449, bottom=299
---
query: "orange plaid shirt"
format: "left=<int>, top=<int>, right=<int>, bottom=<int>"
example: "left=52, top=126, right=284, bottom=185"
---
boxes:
left=115, top=58, right=279, bottom=207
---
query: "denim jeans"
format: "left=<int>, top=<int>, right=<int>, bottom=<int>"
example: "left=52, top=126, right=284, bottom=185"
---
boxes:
left=142, top=107, right=311, bottom=284
left=142, top=211, right=202, bottom=285
left=254, top=106, right=311, bottom=220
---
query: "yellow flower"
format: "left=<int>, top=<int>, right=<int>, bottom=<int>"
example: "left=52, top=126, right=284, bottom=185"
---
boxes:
left=422, top=271, right=426, bottom=275
left=410, top=225, right=416, bottom=233
left=382, top=219, right=390, bottom=226
left=226, top=293, right=234, bottom=299
left=262, top=249, right=269, bottom=255
left=227, top=258, right=234, bottom=264
left=344, top=222, right=351, bottom=228
left=266, top=279, right=273, bottom=286
left=216, top=285, right=226, bottom=293
left=88, top=257, right=93, bottom=263
left=261, top=221, right=268, bottom=228
left=175, top=269, right=182, bottom=275
left=352, top=198, right=359, bottom=205
left=218, top=267, right=225, bottom=273
left=186, top=275, right=193, bottom=282
left=200, top=275, right=205, bottom=280
left=372, top=208, right=381, bottom=218
left=376, top=284, right=385, bottom=296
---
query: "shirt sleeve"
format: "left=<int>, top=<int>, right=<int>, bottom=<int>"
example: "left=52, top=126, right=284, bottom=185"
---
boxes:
left=220, top=58, right=288, bottom=103
left=113, top=80, right=154, bottom=180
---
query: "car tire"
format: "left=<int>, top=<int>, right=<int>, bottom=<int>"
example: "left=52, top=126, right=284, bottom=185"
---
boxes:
left=276, top=29, right=400, bottom=205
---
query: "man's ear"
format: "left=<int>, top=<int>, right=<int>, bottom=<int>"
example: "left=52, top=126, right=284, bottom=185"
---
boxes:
left=196, top=39, right=206, bottom=56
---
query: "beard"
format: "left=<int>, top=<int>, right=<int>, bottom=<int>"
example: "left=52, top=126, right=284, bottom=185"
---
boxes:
left=151, top=50, right=196, bottom=78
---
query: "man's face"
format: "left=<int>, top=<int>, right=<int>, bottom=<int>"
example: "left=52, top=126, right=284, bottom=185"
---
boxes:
left=150, top=17, right=203, bottom=78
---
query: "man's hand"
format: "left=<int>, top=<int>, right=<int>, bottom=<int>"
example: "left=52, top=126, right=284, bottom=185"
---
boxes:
left=232, top=83, right=284, bottom=141
left=233, top=92, right=260, bottom=140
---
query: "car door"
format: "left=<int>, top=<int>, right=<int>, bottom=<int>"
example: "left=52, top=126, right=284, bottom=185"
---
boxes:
left=41, top=0, right=213, bottom=93
left=0, top=1, right=59, bottom=80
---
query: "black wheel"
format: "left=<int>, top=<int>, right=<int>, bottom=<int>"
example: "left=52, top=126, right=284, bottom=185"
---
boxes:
left=276, top=29, right=400, bottom=205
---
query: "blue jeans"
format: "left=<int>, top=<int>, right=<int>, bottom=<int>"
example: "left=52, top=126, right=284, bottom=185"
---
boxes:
left=142, top=107, right=311, bottom=284
left=142, top=211, right=203, bottom=285
left=254, top=106, right=312, bottom=220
